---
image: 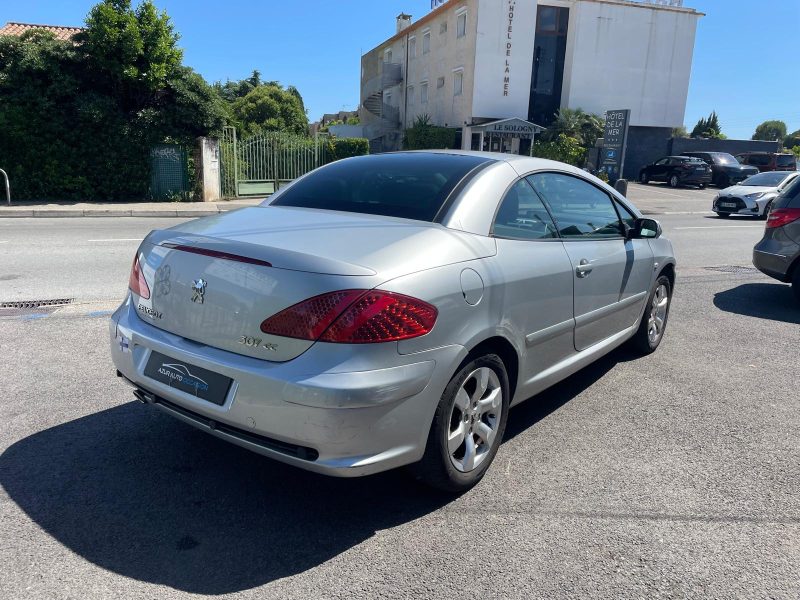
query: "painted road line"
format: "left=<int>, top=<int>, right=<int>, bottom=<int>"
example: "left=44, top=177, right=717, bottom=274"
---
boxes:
left=673, top=225, right=763, bottom=230
left=87, top=238, right=143, bottom=242
left=86, top=310, right=114, bottom=317
left=0, top=240, right=8, bottom=243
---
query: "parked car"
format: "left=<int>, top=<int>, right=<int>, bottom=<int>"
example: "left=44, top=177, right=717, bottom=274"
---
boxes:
left=638, top=156, right=713, bottom=188
left=681, top=151, right=758, bottom=187
left=753, top=175, right=800, bottom=302
left=735, top=152, right=797, bottom=173
left=712, top=171, right=800, bottom=219
left=110, top=151, right=676, bottom=492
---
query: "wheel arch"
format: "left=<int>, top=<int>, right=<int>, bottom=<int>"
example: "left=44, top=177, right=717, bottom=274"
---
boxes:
left=462, top=335, right=520, bottom=402
left=659, top=261, right=676, bottom=289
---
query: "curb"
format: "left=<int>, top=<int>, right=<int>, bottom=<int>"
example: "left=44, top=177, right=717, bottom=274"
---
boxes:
left=0, top=206, right=254, bottom=218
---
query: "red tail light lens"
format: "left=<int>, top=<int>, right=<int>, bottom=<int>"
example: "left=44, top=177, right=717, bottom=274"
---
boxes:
left=128, top=254, right=150, bottom=299
left=260, top=290, right=437, bottom=343
left=766, top=208, right=800, bottom=229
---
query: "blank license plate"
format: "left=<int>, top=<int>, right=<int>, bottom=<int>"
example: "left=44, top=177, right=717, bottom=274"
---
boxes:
left=720, top=202, right=737, bottom=208
left=144, top=351, right=232, bottom=405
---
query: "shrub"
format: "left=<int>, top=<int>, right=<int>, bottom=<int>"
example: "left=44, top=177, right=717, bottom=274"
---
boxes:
left=531, top=134, right=586, bottom=166
left=404, top=115, right=458, bottom=150
left=328, top=137, right=369, bottom=160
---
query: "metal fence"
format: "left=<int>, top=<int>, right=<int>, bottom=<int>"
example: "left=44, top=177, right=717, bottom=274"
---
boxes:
left=220, top=127, right=332, bottom=197
left=149, top=144, right=190, bottom=200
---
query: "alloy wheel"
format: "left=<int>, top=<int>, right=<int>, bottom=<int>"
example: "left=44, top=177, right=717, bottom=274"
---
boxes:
left=447, top=367, right=503, bottom=473
left=647, top=284, right=669, bottom=345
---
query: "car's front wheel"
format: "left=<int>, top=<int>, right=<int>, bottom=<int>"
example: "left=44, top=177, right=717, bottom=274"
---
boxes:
left=411, top=354, right=510, bottom=492
left=761, top=201, right=773, bottom=220
left=639, top=172, right=649, bottom=184
left=629, top=275, right=672, bottom=355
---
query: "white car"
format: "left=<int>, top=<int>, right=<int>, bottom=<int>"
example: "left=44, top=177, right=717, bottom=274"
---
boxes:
left=713, top=171, right=800, bottom=218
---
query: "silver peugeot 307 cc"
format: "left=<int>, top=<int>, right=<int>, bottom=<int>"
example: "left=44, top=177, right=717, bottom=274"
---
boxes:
left=110, top=151, right=676, bottom=491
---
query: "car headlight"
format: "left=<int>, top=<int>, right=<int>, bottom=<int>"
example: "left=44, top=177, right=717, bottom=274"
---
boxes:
left=745, top=192, right=765, bottom=199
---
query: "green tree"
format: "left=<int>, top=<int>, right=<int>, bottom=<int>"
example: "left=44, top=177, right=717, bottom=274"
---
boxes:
left=542, top=108, right=603, bottom=146
left=784, top=129, right=800, bottom=149
left=691, top=111, right=724, bottom=139
left=671, top=126, right=689, bottom=138
left=231, top=84, right=308, bottom=136
left=752, top=120, right=787, bottom=142
left=531, top=134, right=586, bottom=166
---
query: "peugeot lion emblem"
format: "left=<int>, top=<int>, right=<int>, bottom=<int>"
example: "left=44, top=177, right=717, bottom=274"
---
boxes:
left=191, top=278, right=207, bottom=304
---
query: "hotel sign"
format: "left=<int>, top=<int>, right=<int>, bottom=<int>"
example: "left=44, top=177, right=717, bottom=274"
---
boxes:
left=602, top=109, right=630, bottom=183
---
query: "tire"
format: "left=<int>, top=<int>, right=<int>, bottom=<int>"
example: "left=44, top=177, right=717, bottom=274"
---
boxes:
left=792, top=267, right=800, bottom=304
left=716, top=213, right=730, bottom=219
left=761, top=201, right=773, bottom=220
left=411, top=354, right=510, bottom=493
left=699, top=183, right=706, bottom=189
left=629, top=275, right=672, bottom=355
left=639, top=172, right=649, bottom=184
left=669, top=175, right=680, bottom=188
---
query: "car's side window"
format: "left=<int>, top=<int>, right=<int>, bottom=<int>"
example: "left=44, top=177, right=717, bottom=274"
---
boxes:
left=655, top=158, right=669, bottom=166
left=527, top=172, right=624, bottom=239
left=614, top=200, right=637, bottom=230
left=492, top=179, right=558, bottom=240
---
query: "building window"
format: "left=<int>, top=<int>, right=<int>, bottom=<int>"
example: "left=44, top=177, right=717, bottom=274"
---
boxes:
left=384, top=48, right=392, bottom=63
left=453, top=70, right=463, bottom=96
left=420, top=82, right=428, bottom=104
left=439, top=21, right=447, bottom=34
left=385, top=91, right=392, bottom=104
left=436, top=76, right=445, bottom=89
left=529, top=5, right=570, bottom=127
left=407, top=85, right=414, bottom=104
left=422, top=30, right=431, bottom=54
left=456, top=10, right=467, bottom=38
left=409, top=36, right=416, bottom=58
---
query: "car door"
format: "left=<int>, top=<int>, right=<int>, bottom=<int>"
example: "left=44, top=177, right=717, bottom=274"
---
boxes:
left=491, top=178, right=576, bottom=382
left=650, top=158, right=670, bottom=181
left=527, top=172, right=655, bottom=351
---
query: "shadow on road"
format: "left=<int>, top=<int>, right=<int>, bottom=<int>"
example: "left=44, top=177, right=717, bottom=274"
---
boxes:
left=0, top=403, right=450, bottom=594
left=0, top=346, right=635, bottom=594
left=713, top=282, right=799, bottom=324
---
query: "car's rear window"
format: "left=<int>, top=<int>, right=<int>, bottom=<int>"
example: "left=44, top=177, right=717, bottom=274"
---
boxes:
left=776, top=154, right=796, bottom=168
left=270, top=153, right=492, bottom=221
left=775, top=177, right=800, bottom=209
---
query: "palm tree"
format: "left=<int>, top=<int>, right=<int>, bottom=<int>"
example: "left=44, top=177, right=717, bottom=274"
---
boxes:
left=542, top=108, right=603, bottom=146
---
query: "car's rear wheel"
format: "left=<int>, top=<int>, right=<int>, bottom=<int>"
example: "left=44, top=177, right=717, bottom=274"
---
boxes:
left=411, top=354, right=509, bottom=493
left=629, top=275, right=672, bottom=355
left=669, top=175, right=680, bottom=188
left=639, top=172, right=649, bottom=184
left=699, top=183, right=706, bottom=189
left=792, top=266, right=800, bottom=304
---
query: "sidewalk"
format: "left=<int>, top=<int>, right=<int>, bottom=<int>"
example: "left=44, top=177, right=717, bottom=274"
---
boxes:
left=0, top=198, right=263, bottom=218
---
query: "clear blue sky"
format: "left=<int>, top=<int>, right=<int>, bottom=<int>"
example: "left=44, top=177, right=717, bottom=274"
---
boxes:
left=6, top=0, right=800, bottom=138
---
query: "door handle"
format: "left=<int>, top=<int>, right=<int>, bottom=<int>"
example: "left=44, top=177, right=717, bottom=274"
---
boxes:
left=575, top=259, right=593, bottom=278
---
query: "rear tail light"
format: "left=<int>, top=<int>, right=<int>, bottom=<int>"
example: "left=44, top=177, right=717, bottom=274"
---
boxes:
left=260, top=290, right=438, bottom=343
left=765, top=208, right=800, bottom=229
left=129, top=254, right=151, bottom=299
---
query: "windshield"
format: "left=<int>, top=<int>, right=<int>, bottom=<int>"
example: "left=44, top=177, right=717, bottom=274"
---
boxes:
left=270, top=153, right=492, bottom=221
left=710, top=153, right=738, bottom=165
left=741, top=172, right=792, bottom=187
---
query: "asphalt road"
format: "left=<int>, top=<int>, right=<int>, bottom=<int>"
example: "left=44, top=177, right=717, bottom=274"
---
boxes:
left=1, top=196, right=798, bottom=599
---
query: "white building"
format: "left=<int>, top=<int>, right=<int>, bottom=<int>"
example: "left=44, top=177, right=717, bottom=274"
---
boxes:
left=360, top=0, right=703, bottom=174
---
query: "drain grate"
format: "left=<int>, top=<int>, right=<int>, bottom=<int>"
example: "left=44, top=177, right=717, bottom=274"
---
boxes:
left=704, top=265, right=760, bottom=274
left=0, top=298, right=74, bottom=309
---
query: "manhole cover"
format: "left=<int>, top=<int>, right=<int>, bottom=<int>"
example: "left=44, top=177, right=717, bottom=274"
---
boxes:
left=0, top=298, right=74, bottom=309
left=703, top=265, right=760, bottom=274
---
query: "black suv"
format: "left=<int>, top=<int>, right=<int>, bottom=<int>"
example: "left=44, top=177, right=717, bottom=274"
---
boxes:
left=753, top=176, right=800, bottom=302
left=639, top=156, right=713, bottom=188
left=682, top=152, right=758, bottom=188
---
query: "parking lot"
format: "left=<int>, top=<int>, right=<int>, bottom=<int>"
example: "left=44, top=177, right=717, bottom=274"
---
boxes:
left=1, top=186, right=798, bottom=599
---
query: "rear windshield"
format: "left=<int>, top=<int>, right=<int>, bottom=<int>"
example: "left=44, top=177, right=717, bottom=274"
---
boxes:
left=775, top=177, right=800, bottom=209
left=776, top=154, right=796, bottom=168
left=270, top=153, right=491, bottom=221
left=741, top=172, right=792, bottom=187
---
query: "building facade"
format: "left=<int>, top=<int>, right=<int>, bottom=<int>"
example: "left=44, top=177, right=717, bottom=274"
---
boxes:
left=360, top=0, right=703, bottom=174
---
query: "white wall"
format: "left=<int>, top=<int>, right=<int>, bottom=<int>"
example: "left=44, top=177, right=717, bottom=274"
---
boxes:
left=472, top=0, right=538, bottom=120
left=561, top=1, right=700, bottom=128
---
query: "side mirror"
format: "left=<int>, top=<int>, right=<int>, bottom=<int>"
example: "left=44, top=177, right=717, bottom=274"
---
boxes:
left=626, top=217, right=661, bottom=240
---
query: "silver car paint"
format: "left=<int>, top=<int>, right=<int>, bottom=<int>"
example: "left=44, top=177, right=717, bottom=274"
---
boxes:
left=111, top=151, right=676, bottom=477
left=713, top=173, right=800, bottom=217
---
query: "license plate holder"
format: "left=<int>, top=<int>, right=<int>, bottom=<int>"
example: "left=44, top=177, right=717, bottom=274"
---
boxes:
left=144, top=351, right=232, bottom=405
left=719, top=202, right=737, bottom=208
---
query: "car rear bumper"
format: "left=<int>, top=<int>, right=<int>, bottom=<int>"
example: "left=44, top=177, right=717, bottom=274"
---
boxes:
left=679, top=173, right=712, bottom=184
left=753, top=245, right=791, bottom=282
left=109, top=295, right=467, bottom=477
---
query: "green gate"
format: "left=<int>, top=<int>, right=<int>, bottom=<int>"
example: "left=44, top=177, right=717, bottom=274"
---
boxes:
left=220, top=127, right=331, bottom=197
left=150, top=144, right=189, bottom=200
